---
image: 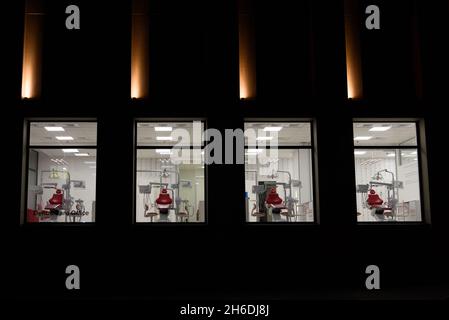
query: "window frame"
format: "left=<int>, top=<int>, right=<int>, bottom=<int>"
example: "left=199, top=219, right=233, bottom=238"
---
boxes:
left=352, top=119, right=430, bottom=224
left=133, top=119, right=208, bottom=225
left=21, top=119, right=98, bottom=226
left=243, top=119, right=319, bottom=225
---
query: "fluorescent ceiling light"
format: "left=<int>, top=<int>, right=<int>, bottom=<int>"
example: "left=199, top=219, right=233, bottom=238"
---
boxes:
left=411, top=151, right=417, bottom=155
left=369, top=126, right=391, bottom=132
left=62, top=167, right=67, bottom=171
left=354, top=151, right=367, bottom=155
left=62, top=149, right=79, bottom=153
left=387, top=153, right=396, bottom=157
left=156, top=136, right=173, bottom=141
left=256, top=137, right=273, bottom=141
left=354, top=136, right=372, bottom=141
left=246, top=149, right=263, bottom=154
left=56, top=136, right=74, bottom=141
left=45, top=126, right=65, bottom=132
left=75, top=153, right=89, bottom=157
left=155, top=127, right=173, bottom=132
left=84, top=161, right=96, bottom=164
left=263, top=126, right=282, bottom=132
left=156, top=149, right=172, bottom=154
left=414, top=158, right=418, bottom=161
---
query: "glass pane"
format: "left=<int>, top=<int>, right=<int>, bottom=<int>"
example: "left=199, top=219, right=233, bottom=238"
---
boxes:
left=30, top=122, right=97, bottom=146
left=354, top=149, right=422, bottom=222
left=136, top=149, right=205, bottom=223
left=244, top=122, right=311, bottom=146
left=353, top=122, right=417, bottom=147
left=26, top=148, right=96, bottom=223
left=136, top=121, right=204, bottom=147
left=245, top=149, right=314, bottom=222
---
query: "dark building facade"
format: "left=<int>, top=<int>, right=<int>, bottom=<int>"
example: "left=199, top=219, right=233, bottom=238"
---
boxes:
left=3, top=0, right=449, bottom=307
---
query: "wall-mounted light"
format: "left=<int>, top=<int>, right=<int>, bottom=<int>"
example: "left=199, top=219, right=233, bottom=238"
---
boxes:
left=344, top=0, right=363, bottom=100
left=21, top=0, right=44, bottom=99
left=238, top=0, right=256, bottom=100
left=130, top=0, right=149, bottom=99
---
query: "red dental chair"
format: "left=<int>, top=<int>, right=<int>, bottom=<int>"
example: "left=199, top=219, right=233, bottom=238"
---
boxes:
left=155, top=188, right=173, bottom=214
left=266, top=187, right=284, bottom=214
left=367, top=189, right=383, bottom=208
left=366, top=189, right=393, bottom=218
left=45, top=189, right=64, bottom=210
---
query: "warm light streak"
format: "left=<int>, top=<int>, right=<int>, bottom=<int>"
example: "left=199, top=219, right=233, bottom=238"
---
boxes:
left=344, top=0, right=363, bottom=99
left=21, top=1, right=44, bottom=99
left=238, top=0, right=256, bottom=100
left=131, top=0, right=149, bottom=99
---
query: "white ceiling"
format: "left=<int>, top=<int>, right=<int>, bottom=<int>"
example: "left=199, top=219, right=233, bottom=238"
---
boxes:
left=244, top=122, right=311, bottom=146
left=137, top=122, right=204, bottom=146
left=30, top=122, right=97, bottom=146
left=29, top=122, right=415, bottom=149
left=353, top=123, right=417, bottom=146
left=137, top=149, right=204, bottom=164
left=33, top=148, right=97, bottom=157
left=245, top=148, right=308, bottom=160
left=354, top=149, right=417, bottom=160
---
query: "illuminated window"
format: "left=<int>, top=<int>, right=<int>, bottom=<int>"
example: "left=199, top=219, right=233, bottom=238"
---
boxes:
left=353, top=122, right=426, bottom=222
left=24, top=121, right=97, bottom=223
left=244, top=121, right=315, bottom=223
left=135, top=121, right=206, bottom=223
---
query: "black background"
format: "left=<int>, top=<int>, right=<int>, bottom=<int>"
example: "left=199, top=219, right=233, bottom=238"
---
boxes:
left=2, top=0, right=449, bottom=312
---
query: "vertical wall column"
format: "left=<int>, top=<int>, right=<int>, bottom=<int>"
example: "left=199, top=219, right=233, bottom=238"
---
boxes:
left=411, top=1, right=423, bottom=99
left=21, top=0, right=44, bottom=99
left=238, top=0, right=256, bottom=100
left=344, top=0, right=363, bottom=99
left=131, top=0, right=149, bottom=99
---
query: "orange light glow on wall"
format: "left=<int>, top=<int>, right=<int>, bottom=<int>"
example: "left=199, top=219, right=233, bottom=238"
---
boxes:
left=21, top=0, right=44, bottom=99
left=344, top=0, right=363, bottom=99
left=238, top=0, right=256, bottom=100
left=131, top=0, right=149, bottom=99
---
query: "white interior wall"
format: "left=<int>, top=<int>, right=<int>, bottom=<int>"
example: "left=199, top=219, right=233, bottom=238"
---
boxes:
left=355, top=157, right=395, bottom=221
left=245, top=150, right=314, bottom=222
left=355, top=156, right=421, bottom=221
left=136, top=158, right=205, bottom=222
left=178, top=166, right=205, bottom=221
left=35, top=152, right=96, bottom=222
left=397, top=159, right=421, bottom=221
